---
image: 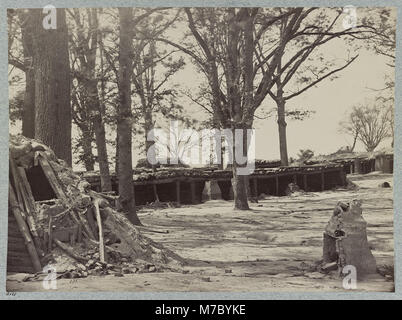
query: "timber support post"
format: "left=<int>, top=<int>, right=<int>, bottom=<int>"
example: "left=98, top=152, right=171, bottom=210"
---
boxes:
left=275, top=176, right=279, bottom=196
left=176, top=180, right=181, bottom=204
left=321, top=171, right=325, bottom=191
left=190, top=180, right=198, bottom=204
left=303, top=174, right=308, bottom=191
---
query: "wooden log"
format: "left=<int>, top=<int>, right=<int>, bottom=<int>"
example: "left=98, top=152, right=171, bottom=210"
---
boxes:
left=93, top=199, right=105, bottom=263
left=87, top=239, right=121, bottom=255
left=14, top=167, right=44, bottom=254
left=53, top=239, right=88, bottom=264
left=17, top=167, right=36, bottom=210
left=9, top=159, right=25, bottom=218
left=8, top=185, right=42, bottom=273
left=37, top=153, right=68, bottom=201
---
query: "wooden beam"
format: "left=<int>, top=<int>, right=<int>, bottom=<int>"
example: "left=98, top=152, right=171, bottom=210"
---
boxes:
left=38, top=153, right=68, bottom=201
left=9, top=185, right=42, bottom=273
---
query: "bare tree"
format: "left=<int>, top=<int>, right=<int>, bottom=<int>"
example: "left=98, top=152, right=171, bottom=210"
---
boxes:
left=146, top=8, right=375, bottom=209
left=68, top=8, right=112, bottom=190
left=117, top=7, right=141, bottom=225
left=341, top=102, right=391, bottom=152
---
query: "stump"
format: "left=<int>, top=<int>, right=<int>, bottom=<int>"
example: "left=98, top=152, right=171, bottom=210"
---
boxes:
left=323, top=200, right=377, bottom=279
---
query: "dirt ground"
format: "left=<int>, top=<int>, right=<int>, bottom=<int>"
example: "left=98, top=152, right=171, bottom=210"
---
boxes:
left=7, top=172, right=394, bottom=292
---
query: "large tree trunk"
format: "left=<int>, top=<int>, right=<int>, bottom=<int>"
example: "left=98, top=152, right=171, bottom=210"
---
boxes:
left=277, top=97, right=289, bottom=166
left=31, top=8, right=72, bottom=166
left=231, top=126, right=250, bottom=210
left=118, top=8, right=140, bottom=225
left=18, top=10, right=35, bottom=138
left=22, top=68, right=35, bottom=138
left=91, top=9, right=112, bottom=192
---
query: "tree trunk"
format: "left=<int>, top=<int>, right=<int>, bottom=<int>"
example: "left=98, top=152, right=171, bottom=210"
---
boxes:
left=87, top=78, right=112, bottom=191
left=232, top=168, right=250, bottom=210
left=22, top=68, right=35, bottom=138
left=144, top=105, right=154, bottom=162
left=118, top=8, right=140, bottom=225
left=231, top=126, right=250, bottom=210
left=93, top=114, right=112, bottom=191
left=18, top=10, right=35, bottom=138
left=80, top=124, right=95, bottom=171
left=31, top=8, right=72, bottom=166
left=277, top=98, right=289, bottom=166
left=351, top=131, right=358, bottom=152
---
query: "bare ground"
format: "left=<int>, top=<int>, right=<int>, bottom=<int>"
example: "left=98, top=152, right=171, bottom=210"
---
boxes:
left=6, top=173, right=394, bottom=292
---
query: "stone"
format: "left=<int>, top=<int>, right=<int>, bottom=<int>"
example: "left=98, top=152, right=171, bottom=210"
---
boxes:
left=323, top=200, right=377, bottom=279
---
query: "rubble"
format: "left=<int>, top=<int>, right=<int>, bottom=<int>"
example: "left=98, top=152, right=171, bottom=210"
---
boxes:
left=9, top=134, right=186, bottom=280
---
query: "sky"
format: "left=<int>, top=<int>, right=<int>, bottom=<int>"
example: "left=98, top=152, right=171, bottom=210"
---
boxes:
left=8, top=7, right=396, bottom=169
left=167, top=8, right=395, bottom=162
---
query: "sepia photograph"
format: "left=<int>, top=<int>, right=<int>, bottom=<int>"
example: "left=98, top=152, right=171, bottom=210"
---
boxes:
left=6, top=5, right=396, bottom=293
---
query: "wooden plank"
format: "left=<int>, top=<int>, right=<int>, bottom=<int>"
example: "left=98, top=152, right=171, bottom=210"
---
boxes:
left=8, top=184, right=41, bottom=273
left=9, top=159, right=25, bottom=217
left=17, top=167, right=36, bottom=208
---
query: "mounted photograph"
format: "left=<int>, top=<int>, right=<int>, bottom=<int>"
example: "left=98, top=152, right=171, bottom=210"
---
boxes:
left=6, top=6, right=395, bottom=292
